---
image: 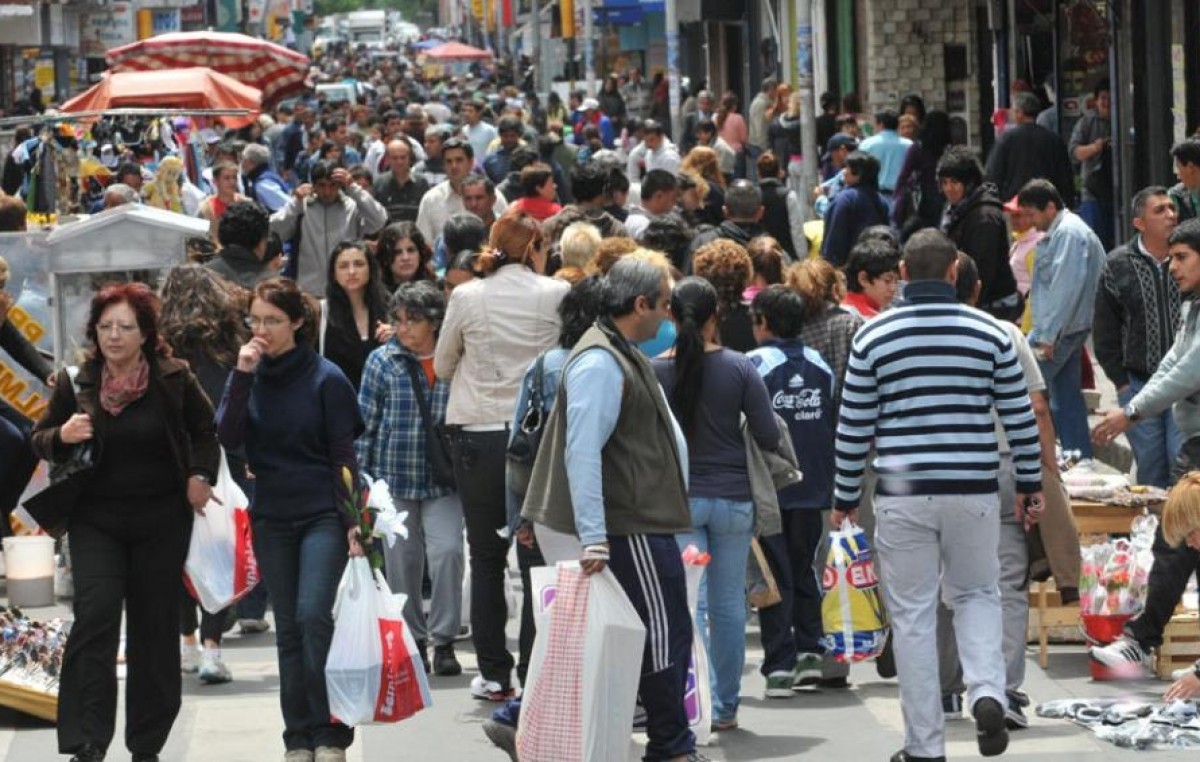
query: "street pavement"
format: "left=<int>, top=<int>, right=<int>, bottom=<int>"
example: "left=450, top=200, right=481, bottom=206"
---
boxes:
left=0, top=594, right=1196, bottom=762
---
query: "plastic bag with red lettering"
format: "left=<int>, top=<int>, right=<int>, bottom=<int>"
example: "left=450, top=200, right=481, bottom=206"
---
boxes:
left=820, top=519, right=889, bottom=662
left=681, top=544, right=713, bottom=746
left=325, top=557, right=432, bottom=726
left=184, top=451, right=259, bottom=613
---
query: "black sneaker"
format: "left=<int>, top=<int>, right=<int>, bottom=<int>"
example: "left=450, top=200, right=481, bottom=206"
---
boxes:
left=69, top=746, right=106, bottom=762
left=942, top=692, right=963, bottom=720
left=433, top=643, right=462, bottom=676
left=481, top=719, right=518, bottom=761
left=416, top=639, right=430, bottom=675
left=974, top=696, right=1009, bottom=757
left=1005, top=696, right=1029, bottom=730
left=875, top=633, right=897, bottom=679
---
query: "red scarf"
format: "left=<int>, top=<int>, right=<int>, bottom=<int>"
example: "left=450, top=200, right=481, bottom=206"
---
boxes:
left=100, top=356, right=150, bottom=417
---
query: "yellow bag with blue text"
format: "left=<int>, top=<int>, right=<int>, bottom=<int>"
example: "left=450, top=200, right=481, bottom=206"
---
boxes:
left=820, top=520, right=889, bottom=662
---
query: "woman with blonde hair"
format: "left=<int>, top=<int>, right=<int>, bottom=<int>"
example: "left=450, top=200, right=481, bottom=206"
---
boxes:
left=784, top=258, right=860, bottom=401
left=682, top=147, right=726, bottom=226
left=144, top=156, right=203, bottom=216
left=1158, top=472, right=1200, bottom=702
left=434, top=209, right=568, bottom=700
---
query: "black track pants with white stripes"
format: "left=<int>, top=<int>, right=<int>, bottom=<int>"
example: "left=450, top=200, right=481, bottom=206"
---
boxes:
left=608, top=534, right=696, bottom=761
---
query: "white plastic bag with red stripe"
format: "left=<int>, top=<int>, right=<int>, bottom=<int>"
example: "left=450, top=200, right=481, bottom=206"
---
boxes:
left=183, top=451, right=259, bottom=614
left=325, top=557, right=432, bottom=726
left=519, top=562, right=645, bottom=762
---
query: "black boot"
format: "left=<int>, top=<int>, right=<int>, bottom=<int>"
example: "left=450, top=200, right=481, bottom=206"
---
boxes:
left=433, top=643, right=462, bottom=676
left=69, top=745, right=105, bottom=762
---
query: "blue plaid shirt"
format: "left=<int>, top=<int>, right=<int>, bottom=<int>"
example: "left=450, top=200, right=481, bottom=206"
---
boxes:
left=356, top=339, right=453, bottom=500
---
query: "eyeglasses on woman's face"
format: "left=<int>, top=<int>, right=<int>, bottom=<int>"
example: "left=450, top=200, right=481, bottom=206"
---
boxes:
left=244, top=315, right=289, bottom=329
left=95, top=322, right=139, bottom=336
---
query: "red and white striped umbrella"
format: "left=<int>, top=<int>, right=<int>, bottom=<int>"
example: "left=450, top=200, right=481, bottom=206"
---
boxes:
left=105, top=32, right=309, bottom=106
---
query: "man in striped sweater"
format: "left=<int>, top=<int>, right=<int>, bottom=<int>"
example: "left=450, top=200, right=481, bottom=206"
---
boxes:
left=832, top=229, right=1045, bottom=762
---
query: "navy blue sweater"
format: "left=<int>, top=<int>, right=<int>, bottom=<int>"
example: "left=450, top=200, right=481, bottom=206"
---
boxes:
left=216, top=344, right=363, bottom=527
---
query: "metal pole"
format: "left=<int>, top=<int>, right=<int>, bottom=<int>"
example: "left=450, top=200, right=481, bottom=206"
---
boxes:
left=665, top=0, right=680, bottom=142
left=583, top=0, right=595, bottom=96
left=796, top=0, right=816, bottom=220
left=530, top=0, right=542, bottom=93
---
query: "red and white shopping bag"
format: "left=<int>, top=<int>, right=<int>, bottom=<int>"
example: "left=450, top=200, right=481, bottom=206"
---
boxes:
left=184, top=451, right=260, bottom=613
left=325, top=557, right=432, bottom=726
left=519, top=563, right=645, bottom=762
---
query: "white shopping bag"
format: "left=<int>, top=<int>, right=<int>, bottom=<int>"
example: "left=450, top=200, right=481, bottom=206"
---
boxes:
left=681, top=547, right=713, bottom=747
left=518, top=563, right=645, bottom=762
left=183, top=452, right=259, bottom=614
left=325, top=557, right=432, bottom=726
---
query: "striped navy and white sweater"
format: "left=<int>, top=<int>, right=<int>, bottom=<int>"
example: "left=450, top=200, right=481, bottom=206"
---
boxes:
left=833, top=280, right=1043, bottom=509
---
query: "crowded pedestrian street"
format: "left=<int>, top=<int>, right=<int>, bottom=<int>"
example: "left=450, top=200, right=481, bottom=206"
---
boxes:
left=1, top=2, right=1200, bottom=761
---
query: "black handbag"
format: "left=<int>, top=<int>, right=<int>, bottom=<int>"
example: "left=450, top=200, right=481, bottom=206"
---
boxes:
left=23, top=368, right=97, bottom=539
left=403, top=359, right=457, bottom=489
left=506, top=353, right=547, bottom=498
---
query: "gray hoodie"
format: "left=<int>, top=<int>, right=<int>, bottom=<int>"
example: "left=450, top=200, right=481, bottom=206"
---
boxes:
left=1130, top=297, right=1200, bottom=439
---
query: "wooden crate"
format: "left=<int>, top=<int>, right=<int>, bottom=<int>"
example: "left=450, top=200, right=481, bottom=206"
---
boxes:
left=1156, top=612, right=1200, bottom=680
left=1029, top=580, right=1084, bottom=668
left=0, top=680, right=56, bottom=721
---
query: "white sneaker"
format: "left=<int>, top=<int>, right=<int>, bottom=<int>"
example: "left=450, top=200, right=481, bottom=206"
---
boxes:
left=181, top=642, right=202, bottom=674
left=198, top=648, right=232, bottom=684
left=1090, top=636, right=1151, bottom=676
left=469, top=674, right=514, bottom=701
left=314, top=747, right=346, bottom=762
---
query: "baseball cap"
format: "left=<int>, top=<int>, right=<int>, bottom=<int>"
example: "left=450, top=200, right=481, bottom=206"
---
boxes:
left=826, top=133, right=859, bottom=153
left=1003, top=194, right=1021, bottom=213
left=582, top=97, right=600, bottom=111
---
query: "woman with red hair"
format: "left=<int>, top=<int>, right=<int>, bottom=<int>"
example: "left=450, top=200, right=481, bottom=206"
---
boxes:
left=32, top=281, right=220, bottom=762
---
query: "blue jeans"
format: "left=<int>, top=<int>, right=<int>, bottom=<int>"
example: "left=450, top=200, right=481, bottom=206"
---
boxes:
left=1080, top=198, right=1115, bottom=251
left=1037, top=330, right=1093, bottom=458
left=1118, top=375, right=1185, bottom=488
left=675, top=496, right=755, bottom=722
left=252, top=512, right=353, bottom=752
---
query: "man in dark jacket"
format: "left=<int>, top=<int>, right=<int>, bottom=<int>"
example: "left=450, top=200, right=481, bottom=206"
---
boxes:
left=1170, top=138, right=1200, bottom=224
left=207, top=201, right=276, bottom=289
left=241, top=143, right=291, bottom=213
left=756, top=152, right=805, bottom=260
left=688, top=180, right=768, bottom=263
left=1093, top=186, right=1183, bottom=488
left=821, top=151, right=889, bottom=266
left=985, top=92, right=1076, bottom=208
left=542, top=163, right=629, bottom=243
left=372, top=139, right=430, bottom=223
left=938, top=146, right=1020, bottom=319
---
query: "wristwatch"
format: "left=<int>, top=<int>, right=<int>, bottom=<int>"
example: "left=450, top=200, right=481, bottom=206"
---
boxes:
left=1123, top=402, right=1142, bottom=423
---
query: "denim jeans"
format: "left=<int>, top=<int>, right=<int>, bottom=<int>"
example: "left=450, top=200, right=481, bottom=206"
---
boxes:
left=252, top=512, right=352, bottom=752
left=675, top=496, right=755, bottom=722
left=1037, top=329, right=1093, bottom=458
left=1080, top=198, right=1115, bottom=251
left=1118, top=374, right=1185, bottom=488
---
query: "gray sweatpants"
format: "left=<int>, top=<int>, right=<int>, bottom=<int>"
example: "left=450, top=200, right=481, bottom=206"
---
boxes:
left=938, top=455, right=1028, bottom=697
left=382, top=492, right=465, bottom=647
left=876, top=491, right=1006, bottom=759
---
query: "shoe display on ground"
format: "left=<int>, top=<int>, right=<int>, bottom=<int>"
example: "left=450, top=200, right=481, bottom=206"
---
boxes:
left=942, top=692, right=963, bottom=720
left=481, top=719, right=518, bottom=761
left=973, top=696, right=1009, bottom=757
left=765, top=670, right=794, bottom=698
left=238, top=618, right=271, bottom=634
left=314, top=747, right=346, bottom=762
left=470, top=674, right=515, bottom=701
left=1005, top=695, right=1029, bottom=729
left=180, top=642, right=201, bottom=674
left=433, top=643, right=462, bottom=676
left=792, top=652, right=822, bottom=688
left=198, top=648, right=233, bottom=685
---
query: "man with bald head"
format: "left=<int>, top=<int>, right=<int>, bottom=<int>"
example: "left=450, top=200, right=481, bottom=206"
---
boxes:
left=373, top=138, right=430, bottom=223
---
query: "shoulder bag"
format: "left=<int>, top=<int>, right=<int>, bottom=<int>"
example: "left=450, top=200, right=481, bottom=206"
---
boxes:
left=506, top=353, right=547, bottom=498
left=24, top=367, right=98, bottom=538
left=402, top=359, right=456, bottom=489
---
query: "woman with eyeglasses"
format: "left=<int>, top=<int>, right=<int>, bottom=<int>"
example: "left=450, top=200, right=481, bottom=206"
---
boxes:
left=318, top=241, right=393, bottom=390
left=216, top=277, right=365, bottom=762
left=357, top=281, right=464, bottom=677
left=31, top=282, right=219, bottom=762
